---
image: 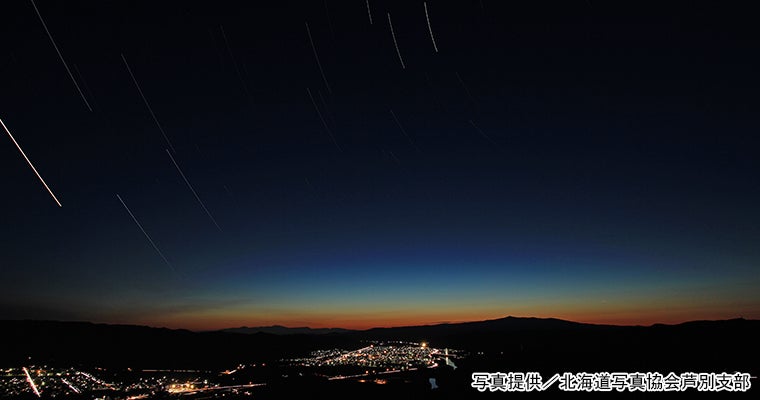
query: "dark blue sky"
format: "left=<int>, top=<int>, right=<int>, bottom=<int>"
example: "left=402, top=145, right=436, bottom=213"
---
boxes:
left=1, top=0, right=758, bottom=329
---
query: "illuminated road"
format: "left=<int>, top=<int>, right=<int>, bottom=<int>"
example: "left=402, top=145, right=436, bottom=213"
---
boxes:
left=168, top=383, right=265, bottom=394
left=22, top=367, right=41, bottom=398
left=61, top=378, right=81, bottom=394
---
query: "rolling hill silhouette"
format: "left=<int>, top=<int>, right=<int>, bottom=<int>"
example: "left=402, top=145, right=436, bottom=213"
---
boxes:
left=1, top=316, right=756, bottom=376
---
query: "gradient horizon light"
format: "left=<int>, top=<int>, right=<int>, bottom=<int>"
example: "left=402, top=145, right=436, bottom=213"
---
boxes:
left=2, top=1, right=759, bottom=331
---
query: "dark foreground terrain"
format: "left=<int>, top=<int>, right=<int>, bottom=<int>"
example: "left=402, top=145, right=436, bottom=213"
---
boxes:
left=1, top=316, right=758, bottom=398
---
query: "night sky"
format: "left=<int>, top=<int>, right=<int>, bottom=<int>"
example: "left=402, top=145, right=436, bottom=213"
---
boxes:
left=1, top=1, right=759, bottom=330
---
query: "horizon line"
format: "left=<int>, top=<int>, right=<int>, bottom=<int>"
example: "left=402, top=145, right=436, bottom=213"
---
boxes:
left=2, top=315, right=752, bottom=333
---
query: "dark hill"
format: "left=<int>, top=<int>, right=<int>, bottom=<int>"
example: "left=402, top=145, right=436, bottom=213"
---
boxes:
left=1, top=317, right=757, bottom=375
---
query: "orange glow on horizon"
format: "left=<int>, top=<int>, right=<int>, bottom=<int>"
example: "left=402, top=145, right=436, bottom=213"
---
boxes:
left=107, top=306, right=757, bottom=332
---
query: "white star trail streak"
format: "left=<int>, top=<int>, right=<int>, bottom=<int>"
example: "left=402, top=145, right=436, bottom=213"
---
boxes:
left=366, top=0, right=373, bottom=24
left=316, top=88, right=337, bottom=127
left=387, top=13, right=405, bottom=69
left=305, top=22, right=332, bottom=94
left=306, top=87, right=342, bottom=152
left=469, top=120, right=497, bottom=145
left=1, top=117, right=62, bottom=207
left=120, top=54, right=177, bottom=153
left=116, top=194, right=174, bottom=271
left=165, top=149, right=223, bottom=231
left=389, top=109, right=419, bottom=151
left=29, top=0, right=92, bottom=111
left=456, top=71, right=480, bottom=109
left=423, top=2, right=439, bottom=53
left=219, top=25, right=252, bottom=99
